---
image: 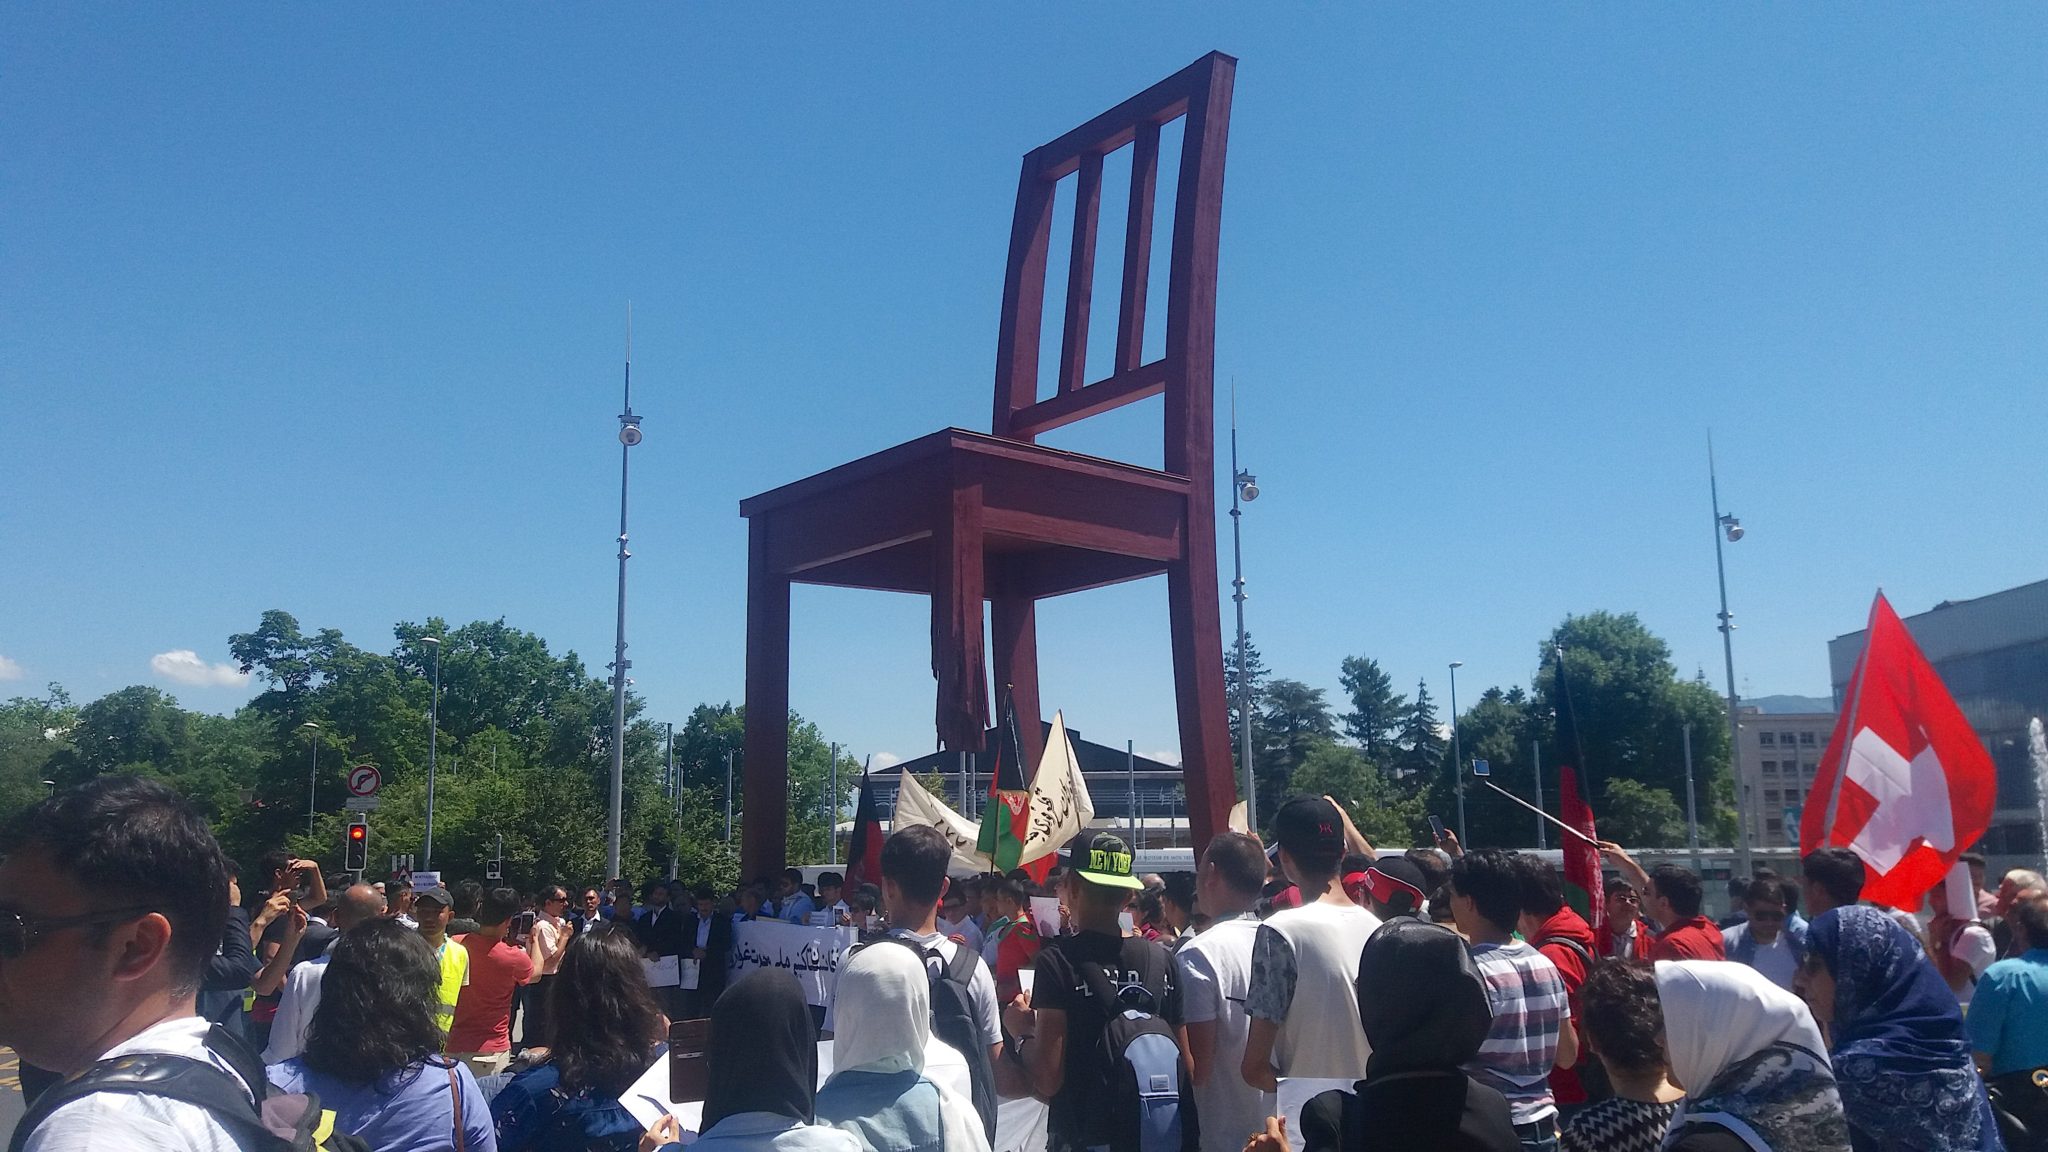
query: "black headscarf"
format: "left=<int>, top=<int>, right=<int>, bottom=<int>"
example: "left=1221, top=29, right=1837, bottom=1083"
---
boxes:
left=1357, top=918, right=1493, bottom=1078
left=703, top=968, right=819, bottom=1129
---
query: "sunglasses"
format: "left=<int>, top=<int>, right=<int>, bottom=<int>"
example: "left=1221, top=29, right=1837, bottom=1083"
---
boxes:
left=0, top=906, right=152, bottom=960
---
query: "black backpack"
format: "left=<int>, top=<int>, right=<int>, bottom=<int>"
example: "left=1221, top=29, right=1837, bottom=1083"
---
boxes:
left=1076, top=957, right=1184, bottom=1152
left=864, top=935, right=999, bottom=1142
left=9, top=1023, right=371, bottom=1152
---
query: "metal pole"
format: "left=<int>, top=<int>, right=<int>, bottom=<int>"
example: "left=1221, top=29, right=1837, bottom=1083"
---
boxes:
left=668, top=723, right=678, bottom=880
left=1709, top=437, right=1753, bottom=879
left=1683, top=722, right=1700, bottom=870
left=607, top=308, right=640, bottom=887
left=1532, top=739, right=1545, bottom=850
left=424, top=637, right=441, bottom=869
left=1229, top=385, right=1256, bottom=831
left=1450, top=662, right=1465, bottom=843
left=1128, top=740, right=1138, bottom=851
left=829, top=742, right=839, bottom=865
left=724, top=748, right=734, bottom=844
left=304, top=724, right=320, bottom=836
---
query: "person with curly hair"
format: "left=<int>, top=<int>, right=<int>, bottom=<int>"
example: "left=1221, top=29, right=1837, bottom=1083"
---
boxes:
left=490, top=924, right=667, bottom=1152
left=266, top=918, right=496, bottom=1152
left=1561, top=962, right=1682, bottom=1152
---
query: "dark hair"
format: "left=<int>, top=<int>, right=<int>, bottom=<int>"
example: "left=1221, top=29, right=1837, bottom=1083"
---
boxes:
left=1607, top=878, right=1637, bottom=896
left=1449, top=848, right=1522, bottom=931
left=1202, top=832, right=1267, bottom=898
left=257, top=850, right=292, bottom=884
left=692, top=885, right=715, bottom=902
left=1137, top=888, right=1164, bottom=925
left=1340, top=852, right=1372, bottom=876
left=304, top=920, right=443, bottom=1085
left=547, top=924, right=664, bottom=1095
left=1427, top=886, right=1456, bottom=924
left=0, top=776, right=229, bottom=995
left=1801, top=848, right=1866, bottom=907
left=478, top=886, right=520, bottom=926
left=541, top=885, right=568, bottom=904
left=1404, top=848, right=1449, bottom=897
left=1779, top=878, right=1801, bottom=915
left=1579, top=960, right=1664, bottom=1073
left=1649, top=864, right=1703, bottom=919
left=782, top=867, right=804, bottom=886
left=1743, top=878, right=1786, bottom=905
left=995, top=875, right=1032, bottom=908
left=1161, top=871, right=1197, bottom=914
left=452, top=879, right=484, bottom=917
left=1516, top=855, right=1567, bottom=917
left=852, top=884, right=882, bottom=914
left=1959, top=852, right=1986, bottom=868
left=881, top=826, right=950, bottom=906
left=817, top=872, right=843, bottom=891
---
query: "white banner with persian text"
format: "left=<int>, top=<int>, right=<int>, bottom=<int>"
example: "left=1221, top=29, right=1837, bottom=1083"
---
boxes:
left=725, top=920, right=858, bottom=1008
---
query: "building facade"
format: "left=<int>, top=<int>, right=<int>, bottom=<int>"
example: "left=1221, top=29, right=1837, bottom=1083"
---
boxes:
left=1827, top=577, right=2048, bottom=878
left=1736, top=707, right=1837, bottom=849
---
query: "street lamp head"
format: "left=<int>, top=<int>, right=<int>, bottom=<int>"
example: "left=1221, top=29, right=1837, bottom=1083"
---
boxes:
left=1449, top=660, right=1464, bottom=670
left=1237, top=471, right=1260, bottom=502
left=619, top=421, right=643, bottom=447
left=420, top=635, right=440, bottom=646
left=299, top=721, right=319, bottom=732
left=1719, top=514, right=1744, bottom=542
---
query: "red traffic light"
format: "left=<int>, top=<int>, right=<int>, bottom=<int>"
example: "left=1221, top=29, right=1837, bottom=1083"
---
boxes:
left=348, top=825, right=367, bottom=841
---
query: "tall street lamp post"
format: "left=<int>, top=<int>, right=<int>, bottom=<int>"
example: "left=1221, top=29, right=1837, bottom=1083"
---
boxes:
left=422, top=635, right=442, bottom=869
left=1709, top=440, right=1753, bottom=878
left=1449, top=660, right=1466, bottom=843
left=1228, top=388, right=1260, bottom=830
left=607, top=313, right=642, bottom=887
left=299, top=721, right=321, bottom=836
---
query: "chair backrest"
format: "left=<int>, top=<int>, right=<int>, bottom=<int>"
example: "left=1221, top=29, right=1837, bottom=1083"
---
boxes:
left=990, top=52, right=1235, bottom=484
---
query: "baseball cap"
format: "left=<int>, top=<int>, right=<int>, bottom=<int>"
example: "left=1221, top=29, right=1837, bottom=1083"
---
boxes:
left=414, top=886, right=453, bottom=908
left=1073, top=832, right=1144, bottom=891
left=1362, top=857, right=1429, bottom=913
left=1272, top=796, right=1345, bottom=863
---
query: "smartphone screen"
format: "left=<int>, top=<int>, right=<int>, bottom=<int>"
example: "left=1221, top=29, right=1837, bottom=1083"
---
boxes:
left=1471, top=758, right=1490, bottom=778
left=1428, top=814, right=1448, bottom=842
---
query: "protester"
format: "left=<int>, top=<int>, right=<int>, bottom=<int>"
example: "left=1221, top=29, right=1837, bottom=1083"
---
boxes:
left=815, top=941, right=992, bottom=1152
left=1159, top=872, right=1197, bottom=946
left=1926, top=873, right=1997, bottom=1008
left=390, top=883, right=420, bottom=930
left=816, top=873, right=849, bottom=925
left=683, top=885, right=733, bottom=1018
left=1560, top=961, right=1684, bottom=1152
left=264, top=881, right=389, bottom=1063
left=1600, top=884, right=1652, bottom=962
left=938, top=884, right=984, bottom=954
left=984, top=875, right=1041, bottom=1004
left=1721, top=878, right=1806, bottom=993
left=650, top=969, right=861, bottom=1152
left=450, top=880, right=486, bottom=936
left=1657, top=960, right=1850, bottom=1151
left=1717, top=877, right=1753, bottom=930
left=1798, top=906, right=2000, bottom=1152
left=1991, top=871, right=2046, bottom=961
left=1516, top=856, right=1598, bottom=1119
left=1178, top=832, right=1277, bottom=1152
left=1801, top=848, right=1868, bottom=919
left=1288, top=918, right=1519, bottom=1152
left=1448, top=848, right=1576, bottom=1152
left=573, top=888, right=603, bottom=937
left=524, top=885, right=572, bottom=1047
left=491, top=924, right=666, bottom=1151
left=415, top=886, right=472, bottom=1042
left=1357, top=856, right=1429, bottom=921
left=199, top=865, right=261, bottom=1031
left=1961, top=854, right=1999, bottom=921
left=1968, top=895, right=2048, bottom=1148
left=1597, top=845, right=1723, bottom=962
left=266, top=919, right=495, bottom=1152
left=247, top=850, right=331, bottom=1050
left=1405, top=847, right=1451, bottom=901
left=633, top=880, right=686, bottom=1017
left=1242, top=797, right=1382, bottom=1091
left=779, top=868, right=819, bottom=926
left=449, top=887, right=539, bottom=1078
left=1005, top=832, right=1180, bottom=1152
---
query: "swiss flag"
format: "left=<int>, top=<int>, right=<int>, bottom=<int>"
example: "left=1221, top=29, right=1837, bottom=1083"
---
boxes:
left=1799, top=592, right=1996, bottom=910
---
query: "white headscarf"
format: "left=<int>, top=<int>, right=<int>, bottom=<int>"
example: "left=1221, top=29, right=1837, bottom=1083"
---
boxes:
left=1655, top=960, right=1827, bottom=1093
left=824, top=943, right=992, bottom=1152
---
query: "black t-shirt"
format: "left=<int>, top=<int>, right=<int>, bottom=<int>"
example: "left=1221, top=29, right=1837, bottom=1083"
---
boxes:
left=1032, top=929, right=1179, bottom=1148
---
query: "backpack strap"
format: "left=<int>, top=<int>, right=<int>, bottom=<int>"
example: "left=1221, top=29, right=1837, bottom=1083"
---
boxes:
left=944, top=937, right=983, bottom=985
left=1534, top=935, right=1593, bottom=970
left=9, top=1051, right=276, bottom=1152
left=447, top=1061, right=467, bottom=1152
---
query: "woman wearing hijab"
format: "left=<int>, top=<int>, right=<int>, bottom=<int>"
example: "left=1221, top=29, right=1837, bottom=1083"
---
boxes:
left=1655, top=959, right=1850, bottom=1152
left=650, top=969, right=861, bottom=1152
left=1283, top=917, right=1519, bottom=1152
left=814, top=943, right=992, bottom=1152
left=1797, top=906, right=2001, bottom=1152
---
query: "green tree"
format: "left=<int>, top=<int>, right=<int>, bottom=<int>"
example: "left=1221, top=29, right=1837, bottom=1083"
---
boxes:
left=1254, top=678, right=1335, bottom=819
left=1288, top=739, right=1428, bottom=847
left=1337, top=656, right=1406, bottom=762
left=1599, top=777, right=1687, bottom=847
left=1395, top=678, right=1446, bottom=783
left=1223, top=633, right=1270, bottom=787
left=0, top=686, right=76, bottom=814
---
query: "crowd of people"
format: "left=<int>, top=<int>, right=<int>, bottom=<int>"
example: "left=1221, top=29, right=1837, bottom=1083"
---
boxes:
left=2, top=776, right=2045, bottom=1152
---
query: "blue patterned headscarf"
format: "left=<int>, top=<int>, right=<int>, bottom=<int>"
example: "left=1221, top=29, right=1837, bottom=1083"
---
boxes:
left=1806, top=906, right=2002, bottom=1152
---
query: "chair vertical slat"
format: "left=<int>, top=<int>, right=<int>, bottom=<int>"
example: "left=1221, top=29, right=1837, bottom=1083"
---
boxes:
left=991, top=162, right=1058, bottom=439
left=1057, top=151, right=1104, bottom=396
left=1116, top=121, right=1161, bottom=374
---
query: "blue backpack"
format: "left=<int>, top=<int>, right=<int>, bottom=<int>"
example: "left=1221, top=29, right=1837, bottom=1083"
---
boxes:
left=1077, top=961, right=1184, bottom=1152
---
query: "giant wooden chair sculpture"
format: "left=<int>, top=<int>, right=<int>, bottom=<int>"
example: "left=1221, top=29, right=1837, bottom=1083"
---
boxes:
left=739, top=52, right=1238, bottom=876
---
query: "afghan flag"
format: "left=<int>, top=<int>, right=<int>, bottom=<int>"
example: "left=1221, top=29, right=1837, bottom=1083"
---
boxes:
left=976, top=692, right=1032, bottom=871
left=844, top=766, right=885, bottom=891
left=1552, top=646, right=1605, bottom=939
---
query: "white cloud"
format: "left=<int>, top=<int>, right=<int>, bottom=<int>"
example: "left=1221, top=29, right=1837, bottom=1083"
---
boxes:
left=0, top=654, right=22, bottom=681
left=1144, top=750, right=1182, bottom=767
left=150, top=650, right=250, bottom=688
left=871, top=752, right=902, bottom=770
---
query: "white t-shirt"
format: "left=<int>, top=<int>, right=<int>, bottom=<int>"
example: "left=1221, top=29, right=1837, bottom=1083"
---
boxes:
left=1747, top=932, right=1799, bottom=992
left=26, top=1015, right=254, bottom=1152
left=261, top=955, right=332, bottom=1064
left=1178, top=915, right=1275, bottom=1152
left=1245, top=900, right=1383, bottom=1079
left=823, top=929, right=1003, bottom=1052
left=1946, top=921, right=1998, bottom=1006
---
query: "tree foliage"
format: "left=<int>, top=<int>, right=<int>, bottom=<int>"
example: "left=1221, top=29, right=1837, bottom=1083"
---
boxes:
left=1338, top=656, right=1405, bottom=762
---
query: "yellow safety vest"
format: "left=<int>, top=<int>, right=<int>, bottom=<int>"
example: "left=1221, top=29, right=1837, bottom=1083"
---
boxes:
left=434, top=938, right=470, bottom=1044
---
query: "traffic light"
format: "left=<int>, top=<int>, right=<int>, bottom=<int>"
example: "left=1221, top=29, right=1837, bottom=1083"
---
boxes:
left=345, top=817, right=369, bottom=872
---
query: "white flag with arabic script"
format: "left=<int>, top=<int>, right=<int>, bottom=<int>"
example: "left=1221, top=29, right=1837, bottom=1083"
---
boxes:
left=1019, top=710, right=1094, bottom=867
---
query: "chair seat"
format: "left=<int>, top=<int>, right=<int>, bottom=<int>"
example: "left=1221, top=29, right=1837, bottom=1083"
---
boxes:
left=740, top=428, right=1193, bottom=600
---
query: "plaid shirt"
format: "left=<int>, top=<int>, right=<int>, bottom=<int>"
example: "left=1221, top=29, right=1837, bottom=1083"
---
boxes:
left=1463, top=939, right=1570, bottom=1125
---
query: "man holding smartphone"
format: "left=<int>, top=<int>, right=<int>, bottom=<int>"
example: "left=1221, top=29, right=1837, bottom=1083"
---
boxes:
left=447, top=887, right=538, bottom=1078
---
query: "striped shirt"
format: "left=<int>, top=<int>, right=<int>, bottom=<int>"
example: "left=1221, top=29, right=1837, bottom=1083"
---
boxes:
left=1463, top=939, right=1569, bottom=1126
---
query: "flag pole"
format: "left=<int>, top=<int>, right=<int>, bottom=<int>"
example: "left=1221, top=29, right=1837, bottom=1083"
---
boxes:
left=1822, top=592, right=1882, bottom=847
left=1480, top=779, right=1599, bottom=846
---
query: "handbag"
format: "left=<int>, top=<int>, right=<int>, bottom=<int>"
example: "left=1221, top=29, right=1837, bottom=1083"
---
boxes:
left=1986, top=1066, right=2048, bottom=1152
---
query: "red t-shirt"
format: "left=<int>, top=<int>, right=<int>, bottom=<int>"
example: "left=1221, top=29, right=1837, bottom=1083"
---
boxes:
left=448, top=933, right=533, bottom=1054
left=1650, top=915, right=1727, bottom=962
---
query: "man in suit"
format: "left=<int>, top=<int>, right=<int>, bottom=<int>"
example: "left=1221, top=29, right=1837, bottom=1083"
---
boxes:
left=632, top=880, right=687, bottom=1016
left=681, top=884, right=732, bottom=1019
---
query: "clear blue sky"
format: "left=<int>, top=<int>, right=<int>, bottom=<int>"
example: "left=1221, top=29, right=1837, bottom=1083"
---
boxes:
left=4, top=6, right=2045, bottom=770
